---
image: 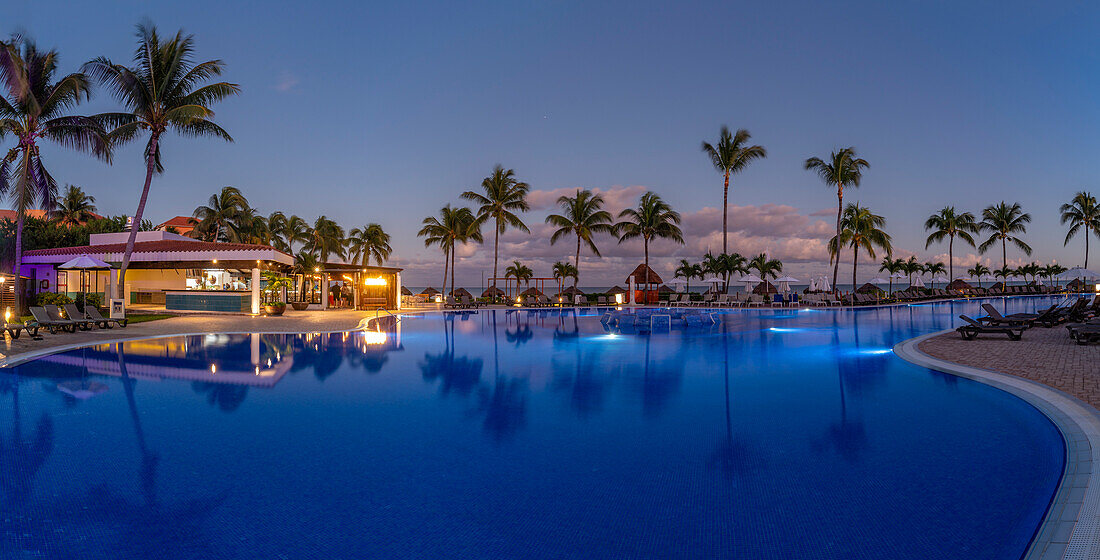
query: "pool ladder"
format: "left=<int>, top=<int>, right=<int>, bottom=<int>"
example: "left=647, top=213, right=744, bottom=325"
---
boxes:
left=373, top=306, right=401, bottom=324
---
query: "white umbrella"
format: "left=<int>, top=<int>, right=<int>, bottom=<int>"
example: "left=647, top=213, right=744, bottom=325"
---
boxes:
left=1057, top=267, right=1100, bottom=280
left=911, top=276, right=925, bottom=288
left=58, top=254, right=112, bottom=299
left=774, top=275, right=798, bottom=292
left=890, top=271, right=907, bottom=279
left=700, top=276, right=724, bottom=284
left=808, top=278, right=819, bottom=291
left=817, top=275, right=831, bottom=292
left=665, top=278, right=689, bottom=284
left=738, top=274, right=763, bottom=293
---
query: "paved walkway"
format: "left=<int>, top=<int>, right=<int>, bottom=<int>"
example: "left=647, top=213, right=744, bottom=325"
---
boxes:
left=0, top=309, right=375, bottom=364
left=919, top=325, right=1100, bottom=409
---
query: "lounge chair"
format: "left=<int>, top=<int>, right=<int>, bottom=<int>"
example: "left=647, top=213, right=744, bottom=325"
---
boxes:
left=597, top=296, right=608, bottom=306
left=4, top=321, right=39, bottom=339
left=979, top=304, right=1035, bottom=327
left=29, top=306, right=78, bottom=334
left=64, top=303, right=110, bottom=329
left=85, top=305, right=127, bottom=328
left=46, top=304, right=96, bottom=331
left=956, top=315, right=1025, bottom=340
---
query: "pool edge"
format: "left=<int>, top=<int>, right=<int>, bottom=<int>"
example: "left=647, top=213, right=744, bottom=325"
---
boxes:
left=894, top=330, right=1100, bottom=560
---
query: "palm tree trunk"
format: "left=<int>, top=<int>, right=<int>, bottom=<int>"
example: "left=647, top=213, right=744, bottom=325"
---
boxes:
left=643, top=239, right=650, bottom=304
left=575, top=235, right=581, bottom=289
left=1002, top=238, right=1007, bottom=269
left=118, top=132, right=160, bottom=300
left=948, top=235, right=954, bottom=281
left=722, top=171, right=730, bottom=255
left=450, top=246, right=456, bottom=298
left=1086, top=233, right=1090, bottom=269
left=492, top=222, right=500, bottom=291
left=833, top=184, right=843, bottom=294
left=852, top=247, right=858, bottom=295
left=441, top=249, right=449, bottom=298
left=13, top=210, right=23, bottom=313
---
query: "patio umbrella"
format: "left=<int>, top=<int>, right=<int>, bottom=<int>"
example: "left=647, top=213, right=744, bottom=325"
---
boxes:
left=817, top=275, right=832, bottom=292
left=738, top=274, right=762, bottom=293
left=58, top=254, right=112, bottom=303
left=1057, top=267, right=1100, bottom=280
left=482, top=285, right=506, bottom=299
left=911, top=276, right=925, bottom=288
left=420, top=287, right=440, bottom=297
left=932, top=275, right=948, bottom=287
left=774, top=275, right=799, bottom=292
left=665, top=277, right=689, bottom=293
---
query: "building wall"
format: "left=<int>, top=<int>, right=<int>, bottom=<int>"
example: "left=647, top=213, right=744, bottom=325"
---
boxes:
left=124, top=269, right=189, bottom=301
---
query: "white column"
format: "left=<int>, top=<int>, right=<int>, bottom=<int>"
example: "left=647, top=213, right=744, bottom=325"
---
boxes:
left=353, top=273, right=360, bottom=309
left=395, top=272, right=402, bottom=310
left=321, top=273, right=329, bottom=310
left=628, top=275, right=636, bottom=305
left=250, top=333, right=260, bottom=366
left=251, top=267, right=260, bottom=314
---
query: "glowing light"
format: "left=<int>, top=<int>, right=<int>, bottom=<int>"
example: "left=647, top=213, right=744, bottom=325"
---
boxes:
left=212, top=259, right=218, bottom=264
left=210, top=364, right=217, bottom=374
left=614, top=293, right=623, bottom=304
left=314, top=267, right=320, bottom=272
left=363, top=277, right=387, bottom=286
left=0, top=277, right=6, bottom=283
left=3, top=307, right=9, bottom=323
left=858, top=348, right=893, bottom=355
left=434, top=295, right=442, bottom=303
left=363, top=330, right=388, bottom=345
left=768, top=327, right=802, bottom=333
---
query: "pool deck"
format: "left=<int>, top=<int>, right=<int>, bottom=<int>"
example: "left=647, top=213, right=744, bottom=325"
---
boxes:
left=919, top=326, right=1100, bottom=409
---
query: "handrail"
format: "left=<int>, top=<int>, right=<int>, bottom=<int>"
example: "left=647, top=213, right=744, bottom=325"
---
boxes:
left=373, top=306, right=400, bottom=323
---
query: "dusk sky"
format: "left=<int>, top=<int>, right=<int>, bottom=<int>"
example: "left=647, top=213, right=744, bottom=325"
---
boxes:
left=9, top=1, right=1100, bottom=287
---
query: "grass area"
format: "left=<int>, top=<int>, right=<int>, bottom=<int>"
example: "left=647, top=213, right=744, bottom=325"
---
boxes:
left=17, top=312, right=175, bottom=324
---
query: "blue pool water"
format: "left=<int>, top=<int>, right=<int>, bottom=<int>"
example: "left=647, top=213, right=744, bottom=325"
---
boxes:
left=1, top=296, right=1076, bottom=559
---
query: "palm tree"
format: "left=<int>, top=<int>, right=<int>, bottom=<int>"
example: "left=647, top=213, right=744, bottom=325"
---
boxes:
left=615, top=192, right=684, bottom=302
left=266, top=211, right=291, bottom=252
left=993, top=265, right=1016, bottom=286
left=828, top=203, right=892, bottom=293
left=967, top=263, right=991, bottom=288
left=418, top=205, right=481, bottom=297
left=804, top=148, right=870, bottom=292
left=229, top=205, right=269, bottom=244
left=551, top=261, right=578, bottom=292
left=52, top=185, right=98, bottom=225
left=284, top=215, right=310, bottom=253
left=504, top=260, right=533, bottom=296
left=701, top=126, right=766, bottom=254
left=461, top=165, right=530, bottom=290
left=1060, top=191, right=1100, bottom=268
left=923, top=261, right=946, bottom=288
left=1018, top=262, right=1042, bottom=285
left=85, top=23, right=239, bottom=299
left=674, top=259, right=703, bottom=293
left=878, top=257, right=903, bottom=294
left=924, top=207, right=978, bottom=281
left=0, top=36, right=110, bottom=312
left=978, top=201, right=1032, bottom=267
left=291, top=250, right=320, bottom=302
left=192, top=186, right=245, bottom=242
left=701, top=252, right=747, bottom=294
left=347, top=223, right=391, bottom=266
left=546, top=189, right=614, bottom=288
left=307, top=216, right=346, bottom=264
left=747, top=253, right=783, bottom=292
left=902, top=256, right=922, bottom=287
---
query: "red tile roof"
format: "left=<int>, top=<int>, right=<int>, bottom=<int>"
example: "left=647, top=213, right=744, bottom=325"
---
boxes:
left=156, top=216, right=196, bottom=229
left=24, top=239, right=287, bottom=257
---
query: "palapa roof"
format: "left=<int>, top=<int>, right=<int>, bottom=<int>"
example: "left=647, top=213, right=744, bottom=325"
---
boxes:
left=520, top=287, right=545, bottom=297
left=946, top=279, right=972, bottom=290
left=752, top=281, right=778, bottom=295
left=606, top=285, right=627, bottom=295
left=401, top=286, right=414, bottom=296
left=856, top=282, right=883, bottom=294
left=657, top=284, right=673, bottom=293
left=482, top=286, right=506, bottom=297
left=450, top=287, right=473, bottom=298
left=626, top=263, right=663, bottom=285
left=556, top=285, right=584, bottom=297
left=420, top=287, right=440, bottom=296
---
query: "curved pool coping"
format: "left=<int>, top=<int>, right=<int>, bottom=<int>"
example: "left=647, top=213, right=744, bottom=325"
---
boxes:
left=894, top=330, right=1100, bottom=560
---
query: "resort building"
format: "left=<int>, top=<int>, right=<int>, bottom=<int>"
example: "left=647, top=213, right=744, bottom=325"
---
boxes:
left=154, top=215, right=198, bottom=236
left=20, top=230, right=403, bottom=313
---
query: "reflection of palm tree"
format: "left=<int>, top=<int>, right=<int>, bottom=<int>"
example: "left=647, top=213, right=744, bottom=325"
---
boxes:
left=551, top=311, right=606, bottom=417
left=505, top=312, right=534, bottom=347
left=420, top=314, right=483, bottom=396
left=708, top=335, right=750, bottom=477
left=0, top=373, right=54, bottom=506
left=478, top=311, right=527, bottom=442
left=191, top=382, right=249, bottom=412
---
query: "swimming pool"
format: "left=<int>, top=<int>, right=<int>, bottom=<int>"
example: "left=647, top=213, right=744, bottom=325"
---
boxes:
left=0, top=297, right=1074, bottom=559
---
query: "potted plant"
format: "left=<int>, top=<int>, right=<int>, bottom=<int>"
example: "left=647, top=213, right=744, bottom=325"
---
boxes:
left=261, top=271, right=292, bottom=316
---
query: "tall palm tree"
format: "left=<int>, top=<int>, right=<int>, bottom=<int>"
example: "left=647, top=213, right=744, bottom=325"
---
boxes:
left=229, top=205, right=269, bottom=244
left=52, top=185, right=98, bottom=225
left=923, top=262, right=946, bottom=288
left=0, top=36, right=110, bottom=312
left=978, top=201, right=1031, bottom=267
left=804, top=148, right=869, bottom=293
left=291, top=250, right=320, bottom=302
left=308, top=216, right=346, bottom=264
left=747, top=253, right=783, bottom=292
left=674, top=259, right=703, bottom=293
left=1060, top=191, right=1100, bottom=268
left=967, top=263, right=991, bottom=288
left=551, top=261, right=578, bottom=291
left=347, top=223, right=391, bottom=266
left=1043, top=263, right=1067, bottom=285
left=1017, top=262, right=1042, bottom=284
left=701, top=126, right=766, bottom=254
left=461, top=165, right=530, bottom=290
left=829, top=203, right=891, bottom=293
left=902, top=256, right=922, bottom=287
left=924, top=206, right=978, bottom=281
left=878, top=257, right=903, bottom=294
left=701, top=251, right=747, bottom=294
left=504, top=260, right=533, bottom=295
left=615, top=192, right=684, bottom=302
left=418, top=205, right=481, bottom=297
left=85, top=23, right=239, bottom=299
left=284, top=215, right=310, bottom=253
left=546, top=189, right=614, bottom=288
left=993, top=265, right=1016, bottom=286
left=192, top=186, right=245, bottom=243
left=266, top=211, right=291, bottom=252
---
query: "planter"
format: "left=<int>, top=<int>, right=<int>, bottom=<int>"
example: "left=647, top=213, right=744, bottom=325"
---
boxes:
left=290, top=302, right=310, bottom=311
left=264, top=303, right=286, bottom=316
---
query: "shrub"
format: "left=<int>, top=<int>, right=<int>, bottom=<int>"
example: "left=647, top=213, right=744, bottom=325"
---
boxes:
left=74, top=292, right=103, bottom=311
left=34, top=292, right=74, bottom=307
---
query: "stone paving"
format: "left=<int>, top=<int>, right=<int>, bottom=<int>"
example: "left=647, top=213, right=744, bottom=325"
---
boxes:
left=920, top=324, right=1100, bottom=409
left=0, top=309, right=375, bottom=364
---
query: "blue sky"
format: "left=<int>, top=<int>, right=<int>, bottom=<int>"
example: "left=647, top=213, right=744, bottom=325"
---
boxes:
left=8, top=1, right=1100, bottom=286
